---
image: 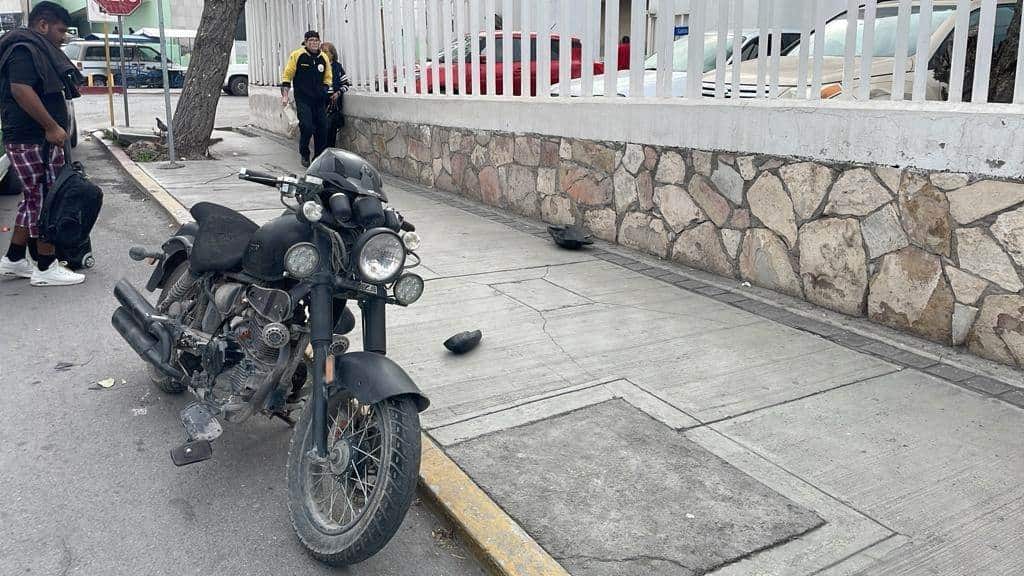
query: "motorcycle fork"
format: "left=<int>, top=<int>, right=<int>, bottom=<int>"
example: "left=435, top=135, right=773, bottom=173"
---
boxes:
left=310, top=294, right=388, bottom=459
left=308, top=234, right=390, bottom=458
left=360, top=299, right=387, bottom=355
left=309, top=233, right=335, bottom=458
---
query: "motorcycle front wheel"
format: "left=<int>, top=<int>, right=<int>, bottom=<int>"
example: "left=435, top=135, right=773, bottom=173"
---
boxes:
left=287, top=394, right=421, bottom=566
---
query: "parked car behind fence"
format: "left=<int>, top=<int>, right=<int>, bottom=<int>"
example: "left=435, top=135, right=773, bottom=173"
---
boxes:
left=704, top=0, right=1019, bottom=101
left=552, top=30, right=801, bottom=97
left=413, top=31, right=605, bottom=96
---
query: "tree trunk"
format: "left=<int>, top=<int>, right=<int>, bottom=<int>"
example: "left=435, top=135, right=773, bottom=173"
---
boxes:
left=172, top=0, right=247, bottom=158
left=989, top=0, right=1022, bottom=103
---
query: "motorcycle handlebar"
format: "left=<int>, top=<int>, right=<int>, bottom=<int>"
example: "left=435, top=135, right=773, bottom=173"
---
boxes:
left=238, top=168, right=280, bottom=188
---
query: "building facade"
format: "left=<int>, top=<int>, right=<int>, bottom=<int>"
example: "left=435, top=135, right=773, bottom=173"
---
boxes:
left=28, top=0, right=203, bottom=35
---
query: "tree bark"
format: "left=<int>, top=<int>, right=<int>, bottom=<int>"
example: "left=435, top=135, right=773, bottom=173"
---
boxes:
left=172, top=0, right=247, bottom=158
left=989, top=0, right=1022, bottom=103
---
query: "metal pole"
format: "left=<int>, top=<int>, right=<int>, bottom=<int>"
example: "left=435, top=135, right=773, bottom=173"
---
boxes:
left=102, top=19, right=115, bottom=127
left=118, top=16, right=130, bottom=126
left=156, top=0, right=179, bottom=167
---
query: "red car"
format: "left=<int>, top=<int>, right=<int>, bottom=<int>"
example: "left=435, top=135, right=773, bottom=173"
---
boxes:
left=417, top=31, right=604, bottom=96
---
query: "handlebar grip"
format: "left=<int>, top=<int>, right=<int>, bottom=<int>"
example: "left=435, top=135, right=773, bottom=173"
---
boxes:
left=238, top=168, right=277, bottom=181
left=238, top=168, right=281, bottom=188
left=401, top=220, right=416, bottom=232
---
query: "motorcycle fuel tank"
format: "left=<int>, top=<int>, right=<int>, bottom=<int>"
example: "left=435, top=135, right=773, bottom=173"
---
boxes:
left=242, top=213, right=315, bottom=281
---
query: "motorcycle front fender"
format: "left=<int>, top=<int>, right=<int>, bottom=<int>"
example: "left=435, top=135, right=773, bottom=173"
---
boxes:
left=332, top=351, right=429, bottom=412
left=145, top=231, right=195, bottom=292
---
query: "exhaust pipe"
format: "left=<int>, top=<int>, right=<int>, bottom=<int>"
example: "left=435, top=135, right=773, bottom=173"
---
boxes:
left=115, top=279, right=157, bottom=328
left=112, top=306, right=184, bottom=380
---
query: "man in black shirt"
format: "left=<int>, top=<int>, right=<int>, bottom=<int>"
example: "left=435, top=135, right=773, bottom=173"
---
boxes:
left=280, top=30, right=332, bottom=167
left=0, top=2, right=81, bottom=286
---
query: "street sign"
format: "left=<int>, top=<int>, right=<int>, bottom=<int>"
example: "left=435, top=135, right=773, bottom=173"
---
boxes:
left=94, top=0, right=142, bottom=17
left=86, top=0, right=116, bottom=23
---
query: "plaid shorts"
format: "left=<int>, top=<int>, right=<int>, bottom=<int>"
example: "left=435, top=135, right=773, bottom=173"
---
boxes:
left=6, top=143, right=65, bottom=238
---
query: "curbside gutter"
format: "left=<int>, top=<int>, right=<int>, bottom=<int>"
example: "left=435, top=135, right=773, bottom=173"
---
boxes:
left=98, top=133, right=192, bottom=225
left=95, top=133, right=567, bottom=576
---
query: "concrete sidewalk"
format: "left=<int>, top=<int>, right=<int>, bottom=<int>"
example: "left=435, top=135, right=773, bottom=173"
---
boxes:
left=123, top=130, right=1024, bottom=576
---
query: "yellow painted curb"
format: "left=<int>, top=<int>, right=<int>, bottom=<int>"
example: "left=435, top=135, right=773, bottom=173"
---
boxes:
left=420, top=436, right=570, bottom=576
left=96, top=136, right=567, bottom=576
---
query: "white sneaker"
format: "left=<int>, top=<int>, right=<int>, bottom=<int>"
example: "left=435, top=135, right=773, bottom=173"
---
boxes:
left=0, top=256, right=33, bottom=279
left=31, top=261, right=85, bottom=287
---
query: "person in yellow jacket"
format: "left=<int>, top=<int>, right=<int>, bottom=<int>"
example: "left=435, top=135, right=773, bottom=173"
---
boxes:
left=280, top=30, right=332, bottom=167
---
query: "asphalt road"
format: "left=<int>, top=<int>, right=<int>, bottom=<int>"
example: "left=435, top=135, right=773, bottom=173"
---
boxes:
left=0, top=139, right=485, bottom=576
left=75, top=90, right=251, bottom=134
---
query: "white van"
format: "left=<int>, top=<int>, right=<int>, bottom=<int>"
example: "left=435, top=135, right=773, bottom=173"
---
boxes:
left=223, top=41, right=249, bottom=96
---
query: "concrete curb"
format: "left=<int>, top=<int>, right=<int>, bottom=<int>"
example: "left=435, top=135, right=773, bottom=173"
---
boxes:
left=94, top=133, right=566, bottom=576
left=95, top=132, right=192, bottom=224
left=420, top=437, right=571, bottom=576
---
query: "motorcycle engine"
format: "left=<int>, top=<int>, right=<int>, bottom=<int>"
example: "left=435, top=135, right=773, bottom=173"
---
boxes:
left=198, top=283, right=292, bottom=419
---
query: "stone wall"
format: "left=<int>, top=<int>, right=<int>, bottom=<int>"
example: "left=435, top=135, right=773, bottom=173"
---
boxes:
left=337, top=117, right=1024, bottom=369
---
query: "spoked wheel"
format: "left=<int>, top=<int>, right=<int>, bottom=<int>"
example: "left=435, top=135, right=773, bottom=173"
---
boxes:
left=287, top=394, right=421, bottom=566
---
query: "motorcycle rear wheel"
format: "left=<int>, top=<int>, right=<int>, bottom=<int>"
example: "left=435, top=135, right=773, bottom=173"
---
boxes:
left=287, top=394, right=421, bottom=566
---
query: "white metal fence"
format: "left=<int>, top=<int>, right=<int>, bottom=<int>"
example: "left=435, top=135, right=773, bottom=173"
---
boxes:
left=246, top=0, right=1024, bottom=105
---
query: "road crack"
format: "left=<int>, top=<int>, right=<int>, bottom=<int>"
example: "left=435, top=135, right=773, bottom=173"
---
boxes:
left=555, top=553, right=695, bottom=573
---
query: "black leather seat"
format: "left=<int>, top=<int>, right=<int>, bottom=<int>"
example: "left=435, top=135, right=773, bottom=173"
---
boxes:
left=188, top=202, right=259, bottom=274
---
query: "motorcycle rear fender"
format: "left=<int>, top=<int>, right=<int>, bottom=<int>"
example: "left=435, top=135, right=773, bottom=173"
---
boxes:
left=331, top=352, right=429, bottom=412
left=145, top=229, right=195, bottom=292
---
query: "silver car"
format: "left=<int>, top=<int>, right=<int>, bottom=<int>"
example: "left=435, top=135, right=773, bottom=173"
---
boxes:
left=705, top=0, right=1019, bottom=100
left=63, top=40, right=186, bottom=88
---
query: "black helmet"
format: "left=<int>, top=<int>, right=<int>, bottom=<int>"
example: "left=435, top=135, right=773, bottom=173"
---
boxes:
left=306, top=148, right=387, bottom=202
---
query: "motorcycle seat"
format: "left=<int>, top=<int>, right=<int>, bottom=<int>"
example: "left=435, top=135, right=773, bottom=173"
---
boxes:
left=189, top=202, right=259, bottom=274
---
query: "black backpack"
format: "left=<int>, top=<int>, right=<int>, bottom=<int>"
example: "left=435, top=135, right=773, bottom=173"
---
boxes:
left=40, top=142, right=102, bottom=250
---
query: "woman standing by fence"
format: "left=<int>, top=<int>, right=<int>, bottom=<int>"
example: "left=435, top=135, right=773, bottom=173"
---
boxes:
left=321, top=42, right=349, bottom=148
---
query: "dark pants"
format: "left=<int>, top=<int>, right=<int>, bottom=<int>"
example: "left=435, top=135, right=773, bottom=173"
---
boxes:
left=295, top=98, right=327, bottom=161
left=326, top=98, right=344, bottom=150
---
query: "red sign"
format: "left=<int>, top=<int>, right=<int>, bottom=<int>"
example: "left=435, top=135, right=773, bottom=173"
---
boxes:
left=94, top=0, right=143, bottom=17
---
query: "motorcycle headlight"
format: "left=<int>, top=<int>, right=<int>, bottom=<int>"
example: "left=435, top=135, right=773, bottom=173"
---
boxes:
left=284, top=242, right=319, bottom=277
left=302, top=200, right=323, bottom=223
left=401, top=231, right=421, bottom=251
left=356, top=230, right=406, bottom=284
left=393, top=274, right=424, bottom=305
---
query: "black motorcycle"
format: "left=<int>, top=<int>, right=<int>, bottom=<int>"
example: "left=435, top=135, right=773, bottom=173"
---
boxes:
left=111, top=149, right=429, bottom=565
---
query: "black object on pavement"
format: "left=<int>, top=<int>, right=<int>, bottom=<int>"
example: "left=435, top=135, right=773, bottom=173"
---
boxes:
left=444, top=330, right=482, bottom=355
left=548, top=225, right=593, bottom=250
